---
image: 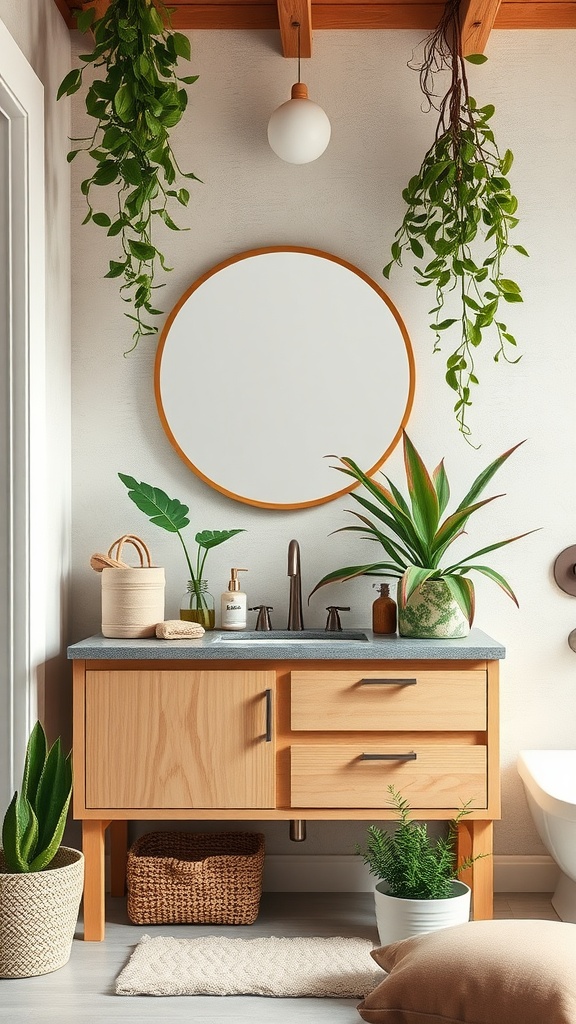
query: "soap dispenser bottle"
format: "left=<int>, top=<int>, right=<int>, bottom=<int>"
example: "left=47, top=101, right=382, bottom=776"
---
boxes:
left=221, top=569, right=248, bottom=630
left=372, top=582, right=397, bottom=635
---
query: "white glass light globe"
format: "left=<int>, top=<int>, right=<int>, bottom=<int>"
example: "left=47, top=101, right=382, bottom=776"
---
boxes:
left=267, top=83, right=331, bottom=165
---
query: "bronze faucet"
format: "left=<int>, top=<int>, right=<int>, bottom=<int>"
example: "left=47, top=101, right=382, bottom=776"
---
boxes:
left=287, top=539, right=304, bottom=630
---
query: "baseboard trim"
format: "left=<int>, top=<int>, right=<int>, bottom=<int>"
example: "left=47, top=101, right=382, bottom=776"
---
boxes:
left=493, top=855, right=559, bottom=893
left=262, top=854, right=560, bottom=893
left=107, top=851, right=560, bottom=895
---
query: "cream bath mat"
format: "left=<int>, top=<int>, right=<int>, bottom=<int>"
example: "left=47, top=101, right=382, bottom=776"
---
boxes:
left=115, top=934, right=381, bottom=997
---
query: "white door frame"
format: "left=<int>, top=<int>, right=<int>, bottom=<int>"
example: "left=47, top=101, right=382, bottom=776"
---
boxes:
left=0, top=17, right=46, bottom=808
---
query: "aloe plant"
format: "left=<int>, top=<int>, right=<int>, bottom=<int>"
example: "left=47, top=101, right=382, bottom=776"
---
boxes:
left=2, top=722, right=72, bottom=873
left=309, top=433, right=536, bottom=623
left=357, top=785, right=483, bottom=899
left=118, top=474, right=244, bottom=607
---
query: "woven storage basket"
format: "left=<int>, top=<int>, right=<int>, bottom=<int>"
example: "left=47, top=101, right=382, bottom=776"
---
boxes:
left=100, top=534, right=165, bottom=638
left=0, top=846, right=84, bottom=978
left=127, top=831, right=265, bottom=925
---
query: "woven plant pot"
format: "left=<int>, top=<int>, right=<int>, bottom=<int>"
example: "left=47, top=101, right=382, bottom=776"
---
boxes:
left=0, top=846, right=84, bottom=978
left=127, top=831, right=265, bottom=925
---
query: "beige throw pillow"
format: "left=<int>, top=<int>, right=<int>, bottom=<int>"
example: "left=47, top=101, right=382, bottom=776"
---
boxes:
left=357, top=919, right=576, bottom=1024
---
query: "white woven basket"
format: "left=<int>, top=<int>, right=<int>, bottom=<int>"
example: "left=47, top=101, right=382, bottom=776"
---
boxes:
left=0, top=846, right=84, bottom=978
left=101, top=534, right=165, bottom=638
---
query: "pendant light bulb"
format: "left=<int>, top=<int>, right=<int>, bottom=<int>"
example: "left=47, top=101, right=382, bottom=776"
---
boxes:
left=268, top=82, right=331, bottom=164
left=267, top=21, right=331, bottom=165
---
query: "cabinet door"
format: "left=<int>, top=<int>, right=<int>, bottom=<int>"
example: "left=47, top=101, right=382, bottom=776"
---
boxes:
left=85, top=669, right=275, bottom=809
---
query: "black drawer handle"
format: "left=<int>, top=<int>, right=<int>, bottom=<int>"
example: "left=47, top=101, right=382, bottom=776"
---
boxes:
left=360, top=752, right=417, bottom=761
left=264, top=688, right=273, bottom=742
left=359, top=677, right=417, bottom=686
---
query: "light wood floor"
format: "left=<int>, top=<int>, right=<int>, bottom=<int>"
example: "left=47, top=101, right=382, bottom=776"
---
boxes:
left=1, top=893, right=560, bottom=1024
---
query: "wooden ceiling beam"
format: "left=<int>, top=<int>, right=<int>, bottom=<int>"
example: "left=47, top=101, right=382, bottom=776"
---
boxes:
left=459, top=0, right=502, bottom=54
left=276, top=0, right=313, bottom=56
left=54, top=0, right=576, bottom=33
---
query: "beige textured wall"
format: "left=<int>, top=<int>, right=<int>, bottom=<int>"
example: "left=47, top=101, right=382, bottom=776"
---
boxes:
left=69, top=28, right=576, bottom=856
left=0, top=3, right=72, bottom=746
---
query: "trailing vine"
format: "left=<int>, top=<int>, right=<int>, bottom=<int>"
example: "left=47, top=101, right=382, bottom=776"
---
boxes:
left=383, top=0, right=527, bottom=439
left=58, top=0, right=199, bottom=351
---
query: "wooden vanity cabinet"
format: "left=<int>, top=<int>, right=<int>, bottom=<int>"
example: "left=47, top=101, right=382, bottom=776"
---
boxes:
left=72, top=656, right=500, bottom=940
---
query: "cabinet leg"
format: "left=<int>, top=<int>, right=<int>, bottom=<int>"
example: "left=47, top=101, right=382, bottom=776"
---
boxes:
left=456, top=819, right=493, bottom=921
left=109, top=820, right=128, bottom=897
left=82, top=820, right=107, bottom=941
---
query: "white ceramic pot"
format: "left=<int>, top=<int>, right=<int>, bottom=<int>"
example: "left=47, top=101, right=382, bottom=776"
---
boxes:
left=374, top=879, right=471, bottom=946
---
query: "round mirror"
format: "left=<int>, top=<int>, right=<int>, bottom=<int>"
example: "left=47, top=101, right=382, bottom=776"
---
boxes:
left=155, top=247, right=415, bottom=509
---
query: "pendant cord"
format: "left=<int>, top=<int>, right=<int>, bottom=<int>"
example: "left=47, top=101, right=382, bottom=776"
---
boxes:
left=293, top=21, right=301, bottom=83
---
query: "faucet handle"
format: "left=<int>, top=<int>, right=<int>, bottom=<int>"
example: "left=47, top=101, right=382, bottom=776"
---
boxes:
left=249, top=606, right=274, bottom=631
left=325, top=606, right=350, bottom=632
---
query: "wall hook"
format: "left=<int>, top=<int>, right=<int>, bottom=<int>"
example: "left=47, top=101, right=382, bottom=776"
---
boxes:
left=553, top=545, right=576, bottom=597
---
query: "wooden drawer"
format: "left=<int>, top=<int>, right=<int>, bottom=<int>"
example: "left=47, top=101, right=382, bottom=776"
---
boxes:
left=290, top=669, right=487, bottom=731
left=290, top=743, right=487, bottom=808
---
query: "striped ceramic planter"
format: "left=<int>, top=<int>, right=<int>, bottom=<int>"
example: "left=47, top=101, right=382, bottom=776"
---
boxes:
left=374, top=880, right=471, bottom=946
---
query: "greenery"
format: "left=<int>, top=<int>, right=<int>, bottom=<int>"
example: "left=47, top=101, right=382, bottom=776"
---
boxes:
left=57, top=0, right=199, bottom=351
left=357, top=784, right=482, bottom=899
left=118, top=473, right=244, bottom=608
left=2, top=722, right=72, bottom=873
left=309, top=432, right=536, bottom=623
left=383, top=0, right=527, bottom=439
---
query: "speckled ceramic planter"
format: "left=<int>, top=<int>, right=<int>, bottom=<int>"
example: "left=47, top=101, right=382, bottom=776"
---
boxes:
left=398, top=578, right=470, bottom=639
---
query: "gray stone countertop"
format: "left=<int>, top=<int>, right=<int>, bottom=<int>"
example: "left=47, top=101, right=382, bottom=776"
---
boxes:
left=67, top=626, right=505, bottom=661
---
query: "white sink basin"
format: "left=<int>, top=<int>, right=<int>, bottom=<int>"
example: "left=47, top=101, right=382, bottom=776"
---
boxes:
left=213, top=630, right=369, bottom=643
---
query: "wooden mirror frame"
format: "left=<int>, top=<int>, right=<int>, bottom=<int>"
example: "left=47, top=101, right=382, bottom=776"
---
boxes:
left=154, top=247, right=415, bottom=509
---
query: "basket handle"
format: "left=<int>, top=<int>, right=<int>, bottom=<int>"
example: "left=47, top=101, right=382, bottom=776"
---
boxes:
left=168, top=858, right=210, bottom=878
left=107, top=534, right=153, bottom=567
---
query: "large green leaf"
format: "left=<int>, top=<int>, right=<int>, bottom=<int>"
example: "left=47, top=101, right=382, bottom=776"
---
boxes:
left=349, top=495, right=423, bottom=564
left=308, top=563, right=401, bottom=601
left=431, top=495, right=501, bottom=558
left=22, top=720, right=46, bottom=807
left=118, top=474, right=190, bottom=532
left=195, top=529, right=245, bottom=550
left=432, top=459, right=450, bottom=516
left=402, top=434, right=440, bottom=550
left=1, top=792, right=37, bottom=872
left=455, top=441, right=525, bottom=513
left=336, top=457, right=429, bottom=564
left=457, top=564, right=519, bottom=605
left=400, top=566, right=437, bottom=605
left=342, top=511, right=412, bottom=569
left=35, top=742, right=73, bottom=855
left=443, top=529, right=539, bottom=573
left=442, top=574, right=475, bottom=623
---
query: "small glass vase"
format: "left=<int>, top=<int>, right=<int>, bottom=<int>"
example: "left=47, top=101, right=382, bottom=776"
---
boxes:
left=179, top=579, right=215, bottom=631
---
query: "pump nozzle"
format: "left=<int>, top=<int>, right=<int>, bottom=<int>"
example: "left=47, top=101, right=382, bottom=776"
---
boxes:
left=228, top=568, right=248, bottom=591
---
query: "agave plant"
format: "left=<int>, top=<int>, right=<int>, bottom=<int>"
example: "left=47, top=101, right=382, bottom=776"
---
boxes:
left=309, top=433, right=535, bottom=623
left=2, top=722, right=72, bottom=873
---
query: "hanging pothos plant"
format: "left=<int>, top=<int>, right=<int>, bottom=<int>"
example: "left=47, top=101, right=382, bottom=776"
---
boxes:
left=383, top=0, right=527, bottom=440
left=57, top=0, right=199, bottom=351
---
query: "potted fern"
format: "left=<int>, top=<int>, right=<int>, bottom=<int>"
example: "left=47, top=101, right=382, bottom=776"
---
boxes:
left=310, top=432, right=535, bottom=639
left=0, top=722, right=83, bottom=978
left=357, top=785, right=481, bottom=945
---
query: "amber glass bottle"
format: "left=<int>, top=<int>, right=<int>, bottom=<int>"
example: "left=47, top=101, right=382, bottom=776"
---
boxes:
left=372, top=582, right=397, bottom=634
